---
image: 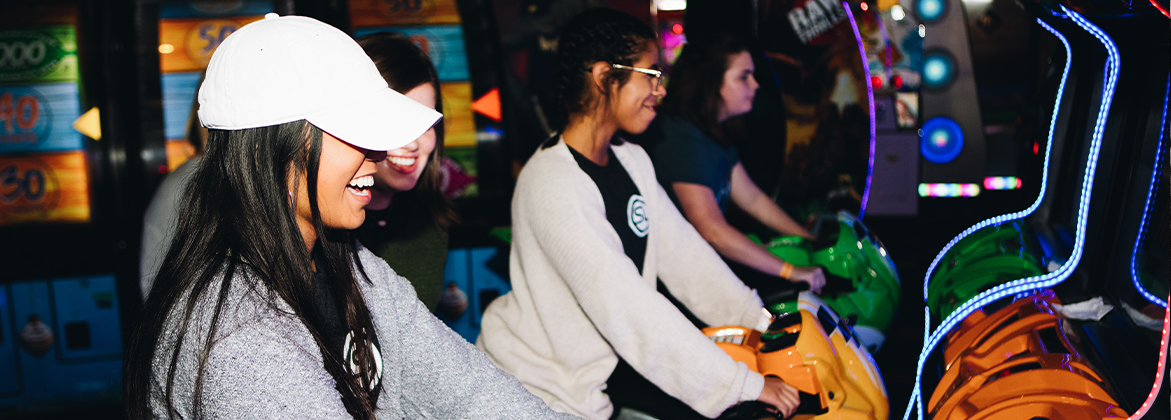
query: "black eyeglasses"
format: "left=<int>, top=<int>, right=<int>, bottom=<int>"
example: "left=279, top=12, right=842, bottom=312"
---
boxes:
left=611, top=63, right=663, bottom=90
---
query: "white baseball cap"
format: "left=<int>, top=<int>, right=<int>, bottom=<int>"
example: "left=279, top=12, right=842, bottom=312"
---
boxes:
left=197, top=14, right=442, bottom=151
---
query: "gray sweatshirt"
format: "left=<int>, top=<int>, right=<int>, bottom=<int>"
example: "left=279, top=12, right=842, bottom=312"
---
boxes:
left=148, top=246, right=578, bottom=419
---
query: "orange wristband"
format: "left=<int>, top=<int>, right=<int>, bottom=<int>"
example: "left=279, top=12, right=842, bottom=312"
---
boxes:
left=778, top=262, right=794, bottom=279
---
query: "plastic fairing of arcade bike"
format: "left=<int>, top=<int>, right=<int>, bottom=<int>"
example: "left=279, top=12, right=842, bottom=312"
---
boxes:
left=753, top=211, right=901, bottom=353
left=706, top=292, right=890, bottom=420
left=924, top=289, right=1129, bottom=420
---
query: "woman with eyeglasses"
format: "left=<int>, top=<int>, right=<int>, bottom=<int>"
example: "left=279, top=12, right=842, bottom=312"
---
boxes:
left=477, top=9, right=801, bottom=420
left=648, top=33, right=825, bottom=295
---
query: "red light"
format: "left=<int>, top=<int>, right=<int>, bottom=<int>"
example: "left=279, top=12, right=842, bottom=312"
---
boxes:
left=1033, top=142, right=1039, bottom=154
left=671, top=24, right=683, bottom=35
left=860, top=2, right=869, bottom=11
left=158, top=165, right=169, bottom=174
left=870, top=76, right=882, bottom=89
left=892, top=75, right=904, bottom=89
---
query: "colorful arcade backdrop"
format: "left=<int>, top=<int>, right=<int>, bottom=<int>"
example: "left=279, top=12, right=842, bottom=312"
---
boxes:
left=156, top=0, right=487, bottom=198
left=0, top=10, right=91, bottom=227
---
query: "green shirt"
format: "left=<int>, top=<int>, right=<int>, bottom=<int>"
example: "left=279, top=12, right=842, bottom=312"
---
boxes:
left=355, top=197, right=448, bottom=313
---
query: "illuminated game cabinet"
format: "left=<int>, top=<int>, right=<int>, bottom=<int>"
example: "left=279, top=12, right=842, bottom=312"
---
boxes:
left=156, top=1, right=272, bottom=171
left=910, top=2, right=1171, bottom=419
left=0, top=4, right=129, bottom=413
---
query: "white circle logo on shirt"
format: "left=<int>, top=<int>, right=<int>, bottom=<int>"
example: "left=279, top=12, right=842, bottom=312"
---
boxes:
left=627, top=195, right=649, bottom=238
left=343, top=330, right=383, bottom=391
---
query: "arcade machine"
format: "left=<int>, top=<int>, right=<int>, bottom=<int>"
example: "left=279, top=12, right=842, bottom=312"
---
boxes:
left=155, top=2, right=272, bottom=172
left=346, top=0, right=516, bottom=342
left=865, top=0, right=925, bottom=218
left=0, top=1, right=161, bottom=416
left=682, top=0, right=906, bottom=353
left=909, top=0, right=1170, bottom=418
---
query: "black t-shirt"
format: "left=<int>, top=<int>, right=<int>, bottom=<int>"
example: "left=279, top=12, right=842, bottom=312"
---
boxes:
left=311, top=253, right=382, bottom=400
left=571, top=145, right=708, bottom=418
left=568, top=145, right=648, bottom=274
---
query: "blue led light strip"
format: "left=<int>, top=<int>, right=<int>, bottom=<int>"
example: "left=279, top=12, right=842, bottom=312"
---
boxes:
left=843, top=1, right=878, bottom=220
left=904, top=8, right=1119, bottom=419
left=1130, top=75, right=1170, bottom=308
left=920, top=17, right=1073, bottom=300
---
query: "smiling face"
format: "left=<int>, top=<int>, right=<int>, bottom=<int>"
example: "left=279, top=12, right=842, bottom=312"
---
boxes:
left=717, top=51, right=758, bottom=123
left=292, top=130, right=386, bottom=241
left=371, top=83, right=438, bottom=196
left=610, top=42, right=666, bottom=135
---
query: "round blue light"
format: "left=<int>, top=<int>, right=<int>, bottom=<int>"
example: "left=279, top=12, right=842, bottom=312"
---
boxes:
left=920, top=116, right=964, bottom=164
left=917, top=0, right=946, bottom=22
left=923, top=52, right=955, bottom=89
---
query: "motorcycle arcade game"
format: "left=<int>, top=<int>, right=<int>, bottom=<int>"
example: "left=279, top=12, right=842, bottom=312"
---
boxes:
left=912, top=1, right=1171, bottom=419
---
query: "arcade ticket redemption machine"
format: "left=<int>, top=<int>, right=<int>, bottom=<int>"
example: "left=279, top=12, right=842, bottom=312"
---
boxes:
left=0, top=1, right=157, bottom=415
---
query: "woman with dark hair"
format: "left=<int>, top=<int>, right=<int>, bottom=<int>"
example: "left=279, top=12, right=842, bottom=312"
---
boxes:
left=477, top=9, right=800, bottom=420
left=353, top=32, right=455, bottom=313
left=651, top=33, right=826, bottom=294
left=140, top=73, right=209, bottom=299
left=124, top=16, right=573, bottom=419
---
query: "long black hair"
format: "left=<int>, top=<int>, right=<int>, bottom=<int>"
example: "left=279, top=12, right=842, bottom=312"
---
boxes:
left=355, top=31, right=457, bottom=229
left=550, top=8, right=658, bottom=135
left=125, top=121, right=382, bottom=419
left=660, top=33, right=751, bottom=147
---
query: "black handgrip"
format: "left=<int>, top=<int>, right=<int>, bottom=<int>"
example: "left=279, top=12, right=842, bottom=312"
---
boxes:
left=810, top=236, right=839, bottom=251
left=717, top=401, right=778, bottom=420
left=795, top=391, right=829, bottom=415
left=818, top=270, right=856, bottom=296
left=760, top=330, right=800, bottom=353
left=716, top=391, right=827, bottom=419
left=758, top=281, right=809, bottom=307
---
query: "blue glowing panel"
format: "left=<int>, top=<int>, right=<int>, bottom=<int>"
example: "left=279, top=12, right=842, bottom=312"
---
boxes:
left=917, top=0, right=946, bottom=22
left=920, top=116, right=964, bottom=164
left=50, top=275, right=123, bottom=360
left=160, top=72, right=202, bottom=140
left=437, top=247, right=513, bottom=343
left=437, top=249, right=472, bottom=342
left=469, top=248, right=512, bottom=329
left=3, top=279, right=123, bottom=408
left=922, top=52, right=954, bottom=89
left=159, top=1, right=273, bottom=18
left=10, top=280, right=57, bottom=400
left=353, top=26, right=469, bottom=82
left=0, top=82, right=82, bottom=154
left=0, top=284, right=18, bottom=394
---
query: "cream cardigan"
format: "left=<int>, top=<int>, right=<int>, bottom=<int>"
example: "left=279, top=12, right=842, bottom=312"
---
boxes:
left=477, top=139, right=768, bottom=419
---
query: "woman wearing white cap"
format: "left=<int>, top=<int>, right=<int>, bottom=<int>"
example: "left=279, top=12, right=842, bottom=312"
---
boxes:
left=123, top=15, right=576, bottom=419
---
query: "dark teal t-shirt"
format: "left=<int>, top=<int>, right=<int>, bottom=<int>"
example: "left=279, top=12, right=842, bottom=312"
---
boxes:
left=650, top=115, right=740, bottom=213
